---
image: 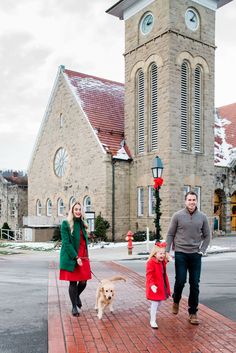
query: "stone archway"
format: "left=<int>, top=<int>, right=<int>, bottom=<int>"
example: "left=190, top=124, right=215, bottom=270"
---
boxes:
left=214, top=189, right=226, bottom=232
left=231, top=192, right=236, bottom=231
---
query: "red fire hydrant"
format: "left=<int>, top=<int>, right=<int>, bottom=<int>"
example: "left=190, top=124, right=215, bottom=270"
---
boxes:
left=125, top=230, right=134, bottom=255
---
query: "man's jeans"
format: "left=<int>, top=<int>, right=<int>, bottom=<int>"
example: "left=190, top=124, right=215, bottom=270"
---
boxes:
left=173, top=252, right=202, bottom=314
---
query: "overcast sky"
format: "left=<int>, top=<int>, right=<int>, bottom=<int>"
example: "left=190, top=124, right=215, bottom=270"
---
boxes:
left=0, top=0, right=235, bottom=172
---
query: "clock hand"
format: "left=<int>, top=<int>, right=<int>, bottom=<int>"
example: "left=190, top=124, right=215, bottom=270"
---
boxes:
left=190, top=14, right=196, bottom=22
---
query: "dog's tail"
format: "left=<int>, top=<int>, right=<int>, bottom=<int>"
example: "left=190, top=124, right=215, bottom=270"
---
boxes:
left=108, top=275, right=126, bottom=282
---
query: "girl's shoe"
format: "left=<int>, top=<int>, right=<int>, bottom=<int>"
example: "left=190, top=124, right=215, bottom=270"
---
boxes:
left=150, top=321, right=158, bottom=329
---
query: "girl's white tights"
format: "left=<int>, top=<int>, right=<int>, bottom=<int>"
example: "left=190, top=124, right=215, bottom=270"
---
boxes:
left=150, top=300, right=161, bottom=324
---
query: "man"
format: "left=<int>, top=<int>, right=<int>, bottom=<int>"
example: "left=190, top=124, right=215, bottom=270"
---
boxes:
left=166, top=191, right=211, bottom=325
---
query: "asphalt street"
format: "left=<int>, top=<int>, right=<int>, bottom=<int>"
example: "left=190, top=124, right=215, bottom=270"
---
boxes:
left=0, top=246, right=235, bottom=353
left=119, top=251, right=236, bottom=321
left=0, top=254, right=50, bottom=353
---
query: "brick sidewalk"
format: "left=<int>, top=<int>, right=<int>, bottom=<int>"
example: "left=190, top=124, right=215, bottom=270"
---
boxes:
left=48, top=261, right=236, bottom=353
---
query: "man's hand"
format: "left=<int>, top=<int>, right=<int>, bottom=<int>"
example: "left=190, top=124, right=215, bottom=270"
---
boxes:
left=151, top=285, right=157, bottom=293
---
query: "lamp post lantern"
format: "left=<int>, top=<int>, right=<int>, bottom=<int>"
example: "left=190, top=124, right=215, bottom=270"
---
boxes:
left=151, top=156, right=164, bottom=243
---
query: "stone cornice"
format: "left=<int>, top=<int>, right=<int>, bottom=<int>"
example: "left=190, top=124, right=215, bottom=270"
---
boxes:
left=124, top=29, right=216, bottom=57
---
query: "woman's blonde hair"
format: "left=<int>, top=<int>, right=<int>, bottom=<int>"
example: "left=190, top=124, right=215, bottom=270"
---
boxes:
left=148, top=242, right=168, bottom=261
left=67, top=201, right=88, bottom=234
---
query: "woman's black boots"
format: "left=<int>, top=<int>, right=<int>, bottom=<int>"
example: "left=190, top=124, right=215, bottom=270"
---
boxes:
left=77, top=281, right=87, bottom=308
left=69, top=281, right=79, bottom=316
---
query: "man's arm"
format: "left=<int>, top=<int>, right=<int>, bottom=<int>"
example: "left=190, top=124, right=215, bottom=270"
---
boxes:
left=165, top=213, right=178, bottom=253
left=199, top=215, right=211, bottom=253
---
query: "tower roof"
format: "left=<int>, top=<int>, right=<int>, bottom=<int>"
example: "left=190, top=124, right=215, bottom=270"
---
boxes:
left=106, top=0, right=233, bottom=19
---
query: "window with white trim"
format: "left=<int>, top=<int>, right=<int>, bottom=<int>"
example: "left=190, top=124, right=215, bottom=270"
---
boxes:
left=137, top=187, right=144, bottom=216
left=137, top=69, right=145, bottom=154
left=69, top=196, right=76, bottom=210
left=10, top=198, right=17, bottom=217
left=84, top=196, right=91, bottom=212
left=194, top=186, right=201, bottom=210
left=194, top=65, right=202, bottom=153
left=46, top=199, right=52, bottom=216
left=60, top=113, right=63, bottom=128
left=36, top=199, right=42, bottom=216
left=183, top=185, right=190, bottom=206
left=180, top=61, right=190, bottom=151
left=57, top=198, right=65, bottom=216
left=148, top=186, right=155, bottom=216
left=150, top=63, right=158, bottom=151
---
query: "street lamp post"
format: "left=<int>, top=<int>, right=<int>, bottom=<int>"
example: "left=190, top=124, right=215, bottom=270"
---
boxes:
left=151, top=156, right=164, bottom=243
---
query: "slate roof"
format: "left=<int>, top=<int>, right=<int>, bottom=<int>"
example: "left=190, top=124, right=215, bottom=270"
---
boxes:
left=4, top=175, right=28, bottom=187
left=63, top=69, right=131, bottom=159
left=215, top=103, right=236, bottom=166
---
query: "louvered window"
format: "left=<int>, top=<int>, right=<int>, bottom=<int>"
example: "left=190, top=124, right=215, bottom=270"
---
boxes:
left=180, top=61, right=190, bottom=151
left=137, top=69, right=145, bottom=153
left=137, top=187, right=144, bottom=216
left=150, top=63, right=158, bottom=150
left=194, top=66, right=202, bottom=153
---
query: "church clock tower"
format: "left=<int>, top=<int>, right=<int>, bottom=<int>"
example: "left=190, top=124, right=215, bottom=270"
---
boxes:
left=107, top=0, right=232, bottom=236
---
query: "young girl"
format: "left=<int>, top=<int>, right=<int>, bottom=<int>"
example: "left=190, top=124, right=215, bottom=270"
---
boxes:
left=146, top=241, right=171, bottom=328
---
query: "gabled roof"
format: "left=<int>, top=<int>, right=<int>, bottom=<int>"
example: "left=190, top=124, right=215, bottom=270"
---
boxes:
left=63, top=68, right=130, bottom=159
left=4, top=175, right=28, bottom=187
left=215, top=103, right=236, bottom=167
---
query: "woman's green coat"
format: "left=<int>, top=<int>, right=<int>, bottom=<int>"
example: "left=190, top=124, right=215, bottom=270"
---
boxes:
left=59, top=219, right=89, bottom=272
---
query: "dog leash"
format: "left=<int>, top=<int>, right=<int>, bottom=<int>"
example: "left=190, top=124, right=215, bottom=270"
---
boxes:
left=77, top=256, right=101, bottom=283
left=91, top=270, right=102, bottom=283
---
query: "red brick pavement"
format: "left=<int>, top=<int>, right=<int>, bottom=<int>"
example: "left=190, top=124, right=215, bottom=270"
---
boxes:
left=48, top=261, right=236, bottom=353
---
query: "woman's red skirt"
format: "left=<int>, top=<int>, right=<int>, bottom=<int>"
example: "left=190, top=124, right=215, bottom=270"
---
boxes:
left=60, top=232, right=92, bottom=281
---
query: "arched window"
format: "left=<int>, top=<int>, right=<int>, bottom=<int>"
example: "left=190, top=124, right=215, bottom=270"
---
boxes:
left=59, top=113, right=63, bottom=128
left=36, top=199, right=42, bottom=216
left=57, top=198, right=64, bottom=216
left=46, top=199, right=52, bottom=216
left=150, top=63, right=158, bottom=151
left=83, top=196, right=91, bottom=212
left=194, top=65, right=203, bottom=153
left=137, top=69, right=145, bottom=154
left=180, top=61, right=190, bottom=151
left=69, top=196, right=76, bottom=210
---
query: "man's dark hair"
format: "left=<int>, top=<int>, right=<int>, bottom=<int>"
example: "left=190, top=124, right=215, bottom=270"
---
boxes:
left=185, top=191, right=198, bottom=200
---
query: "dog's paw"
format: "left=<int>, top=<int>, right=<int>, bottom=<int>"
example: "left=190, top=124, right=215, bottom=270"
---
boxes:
left=97, top=313, right=103, bottom=319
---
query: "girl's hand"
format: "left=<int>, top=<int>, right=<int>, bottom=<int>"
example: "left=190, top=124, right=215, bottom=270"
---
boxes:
left=151, top=285, right=157, bottom=293
left=77, top=258, right=82, bottom=266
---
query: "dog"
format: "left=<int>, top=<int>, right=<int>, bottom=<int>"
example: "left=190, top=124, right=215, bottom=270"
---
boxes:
left=95, top=275, right=126, bottom=319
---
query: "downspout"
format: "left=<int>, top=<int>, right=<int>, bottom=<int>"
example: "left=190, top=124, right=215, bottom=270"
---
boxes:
left=112, top=159, right=116, bottom=242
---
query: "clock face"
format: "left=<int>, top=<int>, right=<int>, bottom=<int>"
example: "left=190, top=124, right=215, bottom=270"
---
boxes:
left=54, top=148, right=68, bottom=177
left=185, top=8, right=199, bottom=31
left=140, top=12, right=154, bottom=35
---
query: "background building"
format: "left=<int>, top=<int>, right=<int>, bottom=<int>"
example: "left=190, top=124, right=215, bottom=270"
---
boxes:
left=25, top=0, right=235, bottom=241
left=0, top=172, right=28, bottom=231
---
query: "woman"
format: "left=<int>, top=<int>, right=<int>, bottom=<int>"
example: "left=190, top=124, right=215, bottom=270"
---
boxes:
left=59, top=201, right=91, bottom=316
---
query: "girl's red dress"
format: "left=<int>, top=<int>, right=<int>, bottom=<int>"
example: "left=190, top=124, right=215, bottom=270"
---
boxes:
left=60, top=230, right=91, bottom=281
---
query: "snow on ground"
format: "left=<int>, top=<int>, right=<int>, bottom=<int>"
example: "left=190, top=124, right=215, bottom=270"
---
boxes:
left=0, top=240, right=233, bottom=253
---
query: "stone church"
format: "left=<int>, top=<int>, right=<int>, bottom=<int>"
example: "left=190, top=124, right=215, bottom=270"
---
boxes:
left=25, top=0, right=236, bottom=241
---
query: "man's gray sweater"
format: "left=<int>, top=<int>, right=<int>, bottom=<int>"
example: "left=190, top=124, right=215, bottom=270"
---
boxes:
left=166, top=208, right=211, bottom=254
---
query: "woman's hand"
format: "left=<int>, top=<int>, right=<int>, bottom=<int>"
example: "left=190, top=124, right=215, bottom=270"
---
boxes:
left=151, top=285, right=157, bottom=293
left=77, top=258, right=82, bottom=266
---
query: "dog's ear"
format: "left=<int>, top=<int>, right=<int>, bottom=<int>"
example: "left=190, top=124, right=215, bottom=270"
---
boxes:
left=100, top=287, right=104, bottom=293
